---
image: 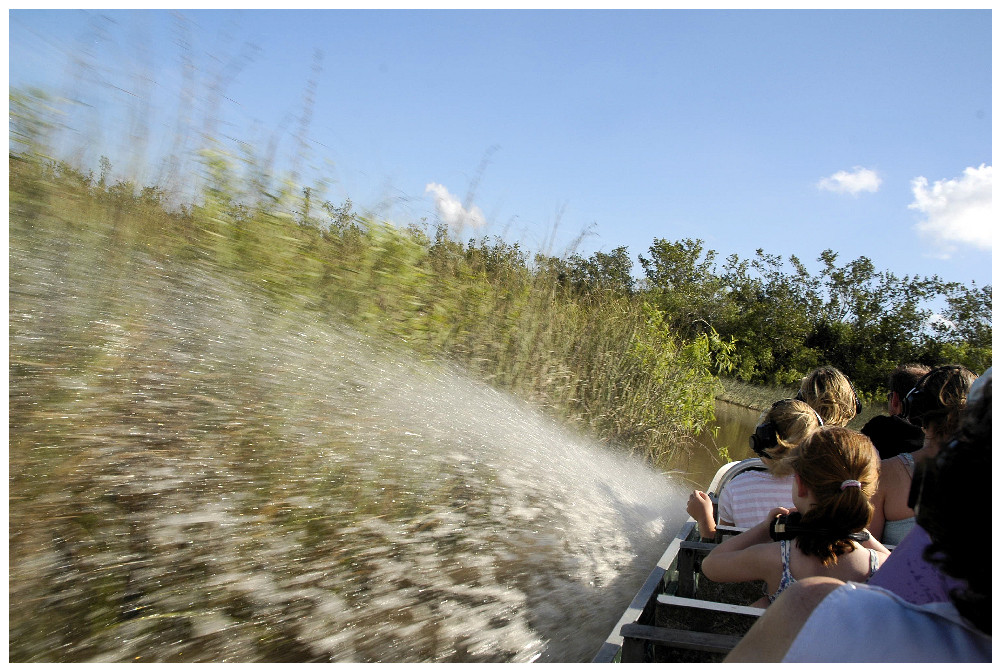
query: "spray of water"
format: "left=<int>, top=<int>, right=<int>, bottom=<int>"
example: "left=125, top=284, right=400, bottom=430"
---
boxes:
left=9, top=244, right=688, bottom=662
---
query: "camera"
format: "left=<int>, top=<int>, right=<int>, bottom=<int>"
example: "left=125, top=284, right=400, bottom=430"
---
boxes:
left=769, top=512, right=870, bottom=543
left=769, top=512, right=803, bottom=541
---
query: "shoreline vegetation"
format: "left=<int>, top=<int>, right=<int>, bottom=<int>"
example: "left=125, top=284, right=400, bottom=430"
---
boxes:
left=715, top=378, right=795, bottom=412
left=7, top=83, right=987, bottom=664
left=9, top=144, right=731, bottom=469
left=10, top=86, right=990, bottom=468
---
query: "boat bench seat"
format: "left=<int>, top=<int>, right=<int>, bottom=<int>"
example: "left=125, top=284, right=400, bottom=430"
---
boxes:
left=673, top=540, right=766, bottom=605
left=620, top=623, right=743, bottom=659
left=620, top=595, right=765, bottom=662
left=716, top=524, right=748, bottom=539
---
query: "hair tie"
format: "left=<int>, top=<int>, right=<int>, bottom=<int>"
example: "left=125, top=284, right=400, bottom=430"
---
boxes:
left=840, top=480, right=861, bottom=490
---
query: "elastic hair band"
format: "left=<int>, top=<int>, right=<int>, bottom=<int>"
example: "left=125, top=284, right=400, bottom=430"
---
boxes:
left=840, top=480, right=861, bottom=490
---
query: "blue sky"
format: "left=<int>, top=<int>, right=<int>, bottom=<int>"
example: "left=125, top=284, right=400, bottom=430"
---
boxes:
left=9, top=9, right=994, bottom=288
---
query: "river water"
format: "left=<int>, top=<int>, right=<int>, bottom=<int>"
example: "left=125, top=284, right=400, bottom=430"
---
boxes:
left=10, top=241, right=718, bottom=663
left=670, top=401, right=764, bottom=490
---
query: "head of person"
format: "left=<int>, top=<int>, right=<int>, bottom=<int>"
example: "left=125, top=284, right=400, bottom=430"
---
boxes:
left=796, top=366, right=861, bottom=427
left=887, top=363, right=931, bottom=416
left=902, top=364, right=977, bottom=449
left=748, top=399, right=823, bottom=477
left=787, top=426, right=879, bottom=566
left=913, top=368, right=990, bottom=634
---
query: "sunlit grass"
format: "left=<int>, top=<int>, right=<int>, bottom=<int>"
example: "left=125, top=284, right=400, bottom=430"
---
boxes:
left=10, top=91, right=728, bottom=660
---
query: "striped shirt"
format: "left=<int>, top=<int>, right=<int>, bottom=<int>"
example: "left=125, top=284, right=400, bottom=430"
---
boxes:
left=718, top=471, right=795, bottom=529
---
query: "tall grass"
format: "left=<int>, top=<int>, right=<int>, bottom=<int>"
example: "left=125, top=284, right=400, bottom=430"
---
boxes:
left=10, top=90, right=730, bottom=466
left=11, top=111, right=734, bottom=658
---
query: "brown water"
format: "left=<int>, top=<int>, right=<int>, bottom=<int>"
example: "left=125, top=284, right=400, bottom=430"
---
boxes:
left=10, top=238, right=698, bottom=662
left=664, top=402, right=763, bottom=491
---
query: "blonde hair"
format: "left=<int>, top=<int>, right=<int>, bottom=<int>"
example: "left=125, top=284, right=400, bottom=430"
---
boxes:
left=788, top=426, right=879, bottom=566
left=798, top=366, right=859, bottom=427
left=761, top=399, right=822, bottom=477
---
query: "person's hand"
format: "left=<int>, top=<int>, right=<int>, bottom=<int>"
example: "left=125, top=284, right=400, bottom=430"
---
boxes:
left=766, top=506, right=792, bottom=521
left=687, top=490, right=713, bottom=524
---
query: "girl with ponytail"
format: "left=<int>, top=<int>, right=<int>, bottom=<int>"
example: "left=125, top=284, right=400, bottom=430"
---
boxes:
left=701, top=427, right=891, bottom=608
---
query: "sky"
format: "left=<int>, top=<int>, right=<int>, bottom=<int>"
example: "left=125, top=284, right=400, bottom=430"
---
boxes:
left=8, top=8, right=994, bottom=289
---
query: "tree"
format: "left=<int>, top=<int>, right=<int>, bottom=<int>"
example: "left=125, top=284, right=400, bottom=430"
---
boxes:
left=563, top=246, right=635, bottom=295
left=638, top=238, right=731, bottom=339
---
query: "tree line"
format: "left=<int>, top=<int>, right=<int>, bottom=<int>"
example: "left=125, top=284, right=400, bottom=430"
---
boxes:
left=9, top=147, right=736, bottom=465
left=10, top=84, right=991, bottom=461
left=555, top=237, right=990, bottom=401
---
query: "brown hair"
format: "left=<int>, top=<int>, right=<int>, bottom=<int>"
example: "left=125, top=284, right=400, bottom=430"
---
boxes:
left=888, top=363, right=931, bottom=398
left=798, top=366, right=859, bottom=427
left=788, top=426, right=879, bottom=565
left=762, top=399, right=822, bottom=478
left=915, top=365, right=977, bottom=441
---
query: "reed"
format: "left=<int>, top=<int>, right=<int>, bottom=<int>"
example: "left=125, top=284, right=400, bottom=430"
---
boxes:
left=9, top=96, right=727, bottom=466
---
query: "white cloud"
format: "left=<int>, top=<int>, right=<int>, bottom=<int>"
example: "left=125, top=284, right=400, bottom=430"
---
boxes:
left=817, top=166, right=882, bottom=195
left=909, top=164, right=992, bottom=255
left=425, top=182, right=486, bottom=231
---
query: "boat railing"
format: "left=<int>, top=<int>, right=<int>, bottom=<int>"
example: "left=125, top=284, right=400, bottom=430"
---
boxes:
left=592, top=458, right=767, bottom=663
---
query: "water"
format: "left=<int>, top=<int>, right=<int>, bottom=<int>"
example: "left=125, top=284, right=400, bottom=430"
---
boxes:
left=9, top=245, right=689, bottom=662
left=664, top=402, right=762, bottom=491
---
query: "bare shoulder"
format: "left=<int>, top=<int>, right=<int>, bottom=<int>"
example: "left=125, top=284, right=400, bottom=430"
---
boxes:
left=725, top=577, right=844, bottom=663
left=878, top=454, right=909, bottom=484
left=879, top=454, right=901, bottom=472
left=769, top=576, right=844, bottom=619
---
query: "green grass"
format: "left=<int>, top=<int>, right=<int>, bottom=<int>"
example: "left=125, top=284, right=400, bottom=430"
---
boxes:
left=9, top=145, right=727, bottom=467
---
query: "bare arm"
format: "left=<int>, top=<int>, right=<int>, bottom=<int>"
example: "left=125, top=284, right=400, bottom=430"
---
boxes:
left=686, top=490, right=716, bottom=540
left=860, top=529, right=890, bottom=562
left=724, top=577, right=844, bottom=663
left=701, top=508, right=787, bottom=584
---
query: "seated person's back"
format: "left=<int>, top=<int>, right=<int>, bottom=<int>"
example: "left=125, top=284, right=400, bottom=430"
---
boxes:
left=725, top=369, right=991, bottom=662
left=867, top=368, right=991, bottom=603
left=701, top=427, right=890, bottom=608
left=869, top=365, right=977, bottom=545
left=718, top=468, right=793, bottom=529
left=687, top=399, right=821, bottom=538
left=861, top=362, right=930, bottom=459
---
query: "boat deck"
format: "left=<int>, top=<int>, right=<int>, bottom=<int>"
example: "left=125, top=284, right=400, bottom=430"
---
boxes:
left=592, top=458, right=768, bottom=663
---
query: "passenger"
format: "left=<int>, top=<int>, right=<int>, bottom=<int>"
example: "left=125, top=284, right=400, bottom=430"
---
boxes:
left=860, top=363, right=931, bottom=459
left=725, top=371, right=991, bottom=663
left=796, top=366, right=862, bottom=427
left=700, top=427, right=890, bottom=608
left=686, top=399, right=821, bottom=540
left=865, top=368, right=990, bottom=604
left=868, top=364, right=977, bottom=545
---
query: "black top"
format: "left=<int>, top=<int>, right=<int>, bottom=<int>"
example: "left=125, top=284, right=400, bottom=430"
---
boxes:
left=860, top=413, right=925, bottom=459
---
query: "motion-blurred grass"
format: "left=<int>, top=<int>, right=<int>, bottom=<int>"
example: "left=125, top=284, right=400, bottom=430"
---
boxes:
left=10, top=87, right=732, bottom=660
left=11, top=87, right=728, bottom=466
